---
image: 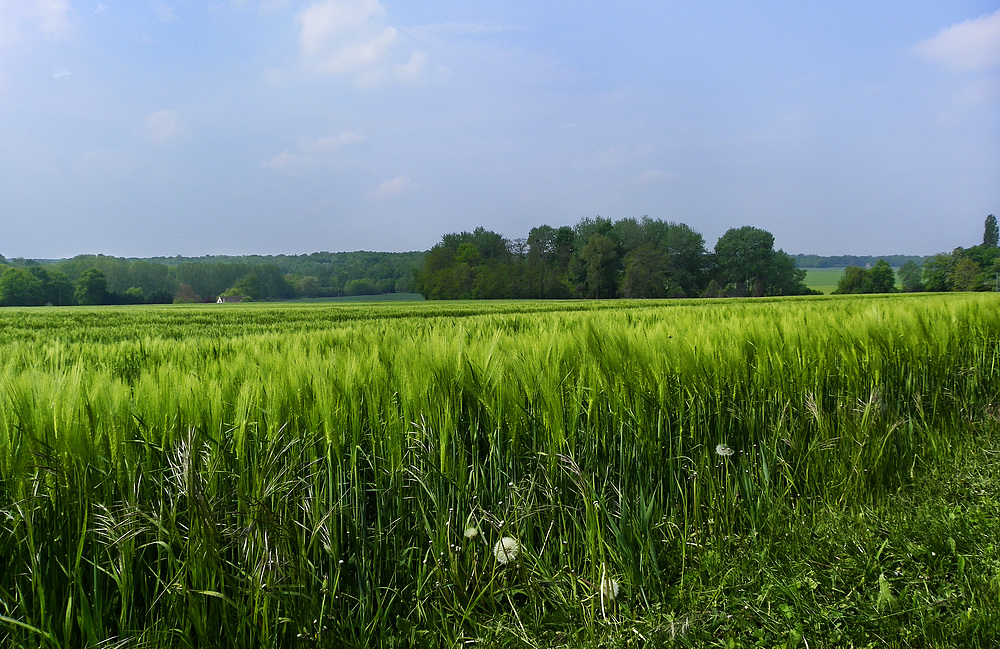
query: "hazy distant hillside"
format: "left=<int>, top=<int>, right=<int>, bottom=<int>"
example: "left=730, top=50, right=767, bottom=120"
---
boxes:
left=793, top=254, right=929, bottom=268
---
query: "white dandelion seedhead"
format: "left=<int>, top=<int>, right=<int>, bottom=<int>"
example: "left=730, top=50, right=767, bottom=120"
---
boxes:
left=492, top=536, right=519, bottom=565
left=600, top=576, right=620, bottom=601
left=715, top=443, right=734, bottom=457
left=463, top=527, right=479, bottom=540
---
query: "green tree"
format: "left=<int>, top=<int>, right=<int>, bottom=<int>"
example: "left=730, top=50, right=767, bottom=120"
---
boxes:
left=700, top=279, right=722, bottom=298
left=922, top=254, right=953, bottom=292
left=75, top=268, right=109, bottom=305
left=713, top=226, right=810, bottom=296
left=295, top=275, right=321, bottom=297
left=714, top=226, right=775, bottom=296
left=950, top=258, right=984, bottom=291
left=344, top=278, right=378, bottom=296
left=898, top=260, right=924, bottom=292
left=620, top=244, right=667, bottom=298
left=124, top=287, right=145, bottom=304
left=0, top=267, right=45, bottom=306
left=984, top=214, right=998, bottom=248
left=174, top=283, right=202, bottom=303
left=40, top=269, right=75, bottom=305
left=579, top=233, right=619, bottom=298
left=225, top=274, right=263, bottom=301
left=833, top=266, right=872, bottom=294
left=868, top=259, right=896, bottom=293
left=765, top=250, right=814, bottom=295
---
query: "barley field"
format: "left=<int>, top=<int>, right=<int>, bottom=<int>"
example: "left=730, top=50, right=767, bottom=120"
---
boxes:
left=1, top=295, right=999, bottom=648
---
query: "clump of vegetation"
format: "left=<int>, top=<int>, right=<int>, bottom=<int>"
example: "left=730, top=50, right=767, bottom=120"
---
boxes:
left=1, top=295, right=999, bottom=647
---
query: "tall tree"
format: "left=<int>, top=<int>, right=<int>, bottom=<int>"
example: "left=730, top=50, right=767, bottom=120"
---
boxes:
left=714, top=226, right=776, bottom=296
left=0, top=267, right=44, bottom=306
left=833, top=266, right=872, bottom=294
left=984, top=214, right=998, bottom=248
left=922, top=254, right=954, bottom=292
left=620, top=244, right=667, bottom=298
left=75, top=268, right=109, bottom=305
left=868, top=259, right=896, bottom=293
left=898, top=260, right=924, bottom=292
left=579, top=233, right=619, bottom=299
left=950, top=258, right=984, bottom=291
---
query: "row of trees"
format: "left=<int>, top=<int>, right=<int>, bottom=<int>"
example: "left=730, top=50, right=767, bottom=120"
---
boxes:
left=0, top=251, right=425, bottom=306
left=416, top=217, right=816, bottom=300
left=833, top=215, right=999, bottom=294
left=0, top=265, right=175, bottom=307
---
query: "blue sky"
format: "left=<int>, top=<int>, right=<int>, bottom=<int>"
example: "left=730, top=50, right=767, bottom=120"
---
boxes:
left=1, top=1, right=998, bottom=258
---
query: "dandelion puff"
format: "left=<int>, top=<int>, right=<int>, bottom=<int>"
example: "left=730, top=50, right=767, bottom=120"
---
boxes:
left=493, top=536, right=519, bottom=565
left=463, top=527, right=479, bottom=540
left=715, top=443, right=734, bottom=457
left=600, top=576, right=620, bottom=600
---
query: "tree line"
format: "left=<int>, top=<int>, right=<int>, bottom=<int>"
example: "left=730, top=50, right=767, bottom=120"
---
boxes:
left=833, top=215, right=999, bottom=294
left=0, top=251, right=424, bottom=307
left=416, top=217, right=817, bottom=300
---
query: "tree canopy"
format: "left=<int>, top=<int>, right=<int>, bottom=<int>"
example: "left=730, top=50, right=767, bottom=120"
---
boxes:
left=416, top=217, right=813, bottom=300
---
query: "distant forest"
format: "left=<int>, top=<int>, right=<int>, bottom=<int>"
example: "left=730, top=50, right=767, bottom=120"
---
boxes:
left=792, top=254, right=928, bottom=268
left=1, top=214, right=994, bottom=306
left=0, top=251, right=424, bottom=306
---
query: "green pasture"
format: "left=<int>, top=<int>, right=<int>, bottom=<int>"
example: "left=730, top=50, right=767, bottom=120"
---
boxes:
left=802, top=267, right=907, bottom=294
left=1, top=295, right=998, bottom=647
left=802, top=267, right=847, bottom=293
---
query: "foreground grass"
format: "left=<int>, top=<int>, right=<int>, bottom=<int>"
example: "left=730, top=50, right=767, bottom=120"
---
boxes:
left=1, top=295, right=999, bottom=647
left=472, top=425, right=1000, bottom=648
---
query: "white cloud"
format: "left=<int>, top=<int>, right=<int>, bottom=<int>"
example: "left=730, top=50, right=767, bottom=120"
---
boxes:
left=151, top=2, right=177, bottom=23
left=914, top=9, right=1000, bottom=73
left=373, top=174, right=418, bottom=198
left=144, top=110, right=189, bottom=146
left=0, top=0, right=75, bottom=45
left=264, top=131, right=366, bottom=171
left=299, top=0, right=385, bottom=55
left=296, top=0, right=423, bottom=84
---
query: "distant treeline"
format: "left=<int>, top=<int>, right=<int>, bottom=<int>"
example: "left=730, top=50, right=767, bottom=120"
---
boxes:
left=793, top=254, right=929, bottom=268
left=0, top=251, right=424, bottom=306
left=831, top=215, right=1000, bottom=294
left=416, top=217, right=818, bottom=300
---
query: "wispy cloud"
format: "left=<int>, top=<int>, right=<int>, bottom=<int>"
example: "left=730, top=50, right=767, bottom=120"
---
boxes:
left=144, top=110, right=189, bottom=146
left=0, top=0, right=75, bottom=45
left=264, top=131, right=366, bottom=171
left=150, top=1, right=177, bottom=23
left=372, top=174, right=419, bottom=198
left=914, top=9, right=1000, bottom=73
left=296, top=0, right=424, bottom=84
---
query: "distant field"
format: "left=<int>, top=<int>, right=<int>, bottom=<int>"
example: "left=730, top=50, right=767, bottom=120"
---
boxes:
left=803, top=266, right=906, bottom=294
left=803, top=267, right=847, bottom=294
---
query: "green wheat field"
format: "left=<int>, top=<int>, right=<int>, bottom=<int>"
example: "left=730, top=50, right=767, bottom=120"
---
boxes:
left=2, top=295, right=999, bottom=648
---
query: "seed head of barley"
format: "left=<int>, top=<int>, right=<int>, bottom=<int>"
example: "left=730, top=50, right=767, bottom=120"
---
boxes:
left=493, top=537, right=519, bottom=565
left=715, top=443, right=734, bottom=457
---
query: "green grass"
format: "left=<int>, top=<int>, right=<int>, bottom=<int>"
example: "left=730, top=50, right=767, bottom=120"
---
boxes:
left=803, top=267, right=848, bottom=294
left=1, top=295, right=999, bottom=647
